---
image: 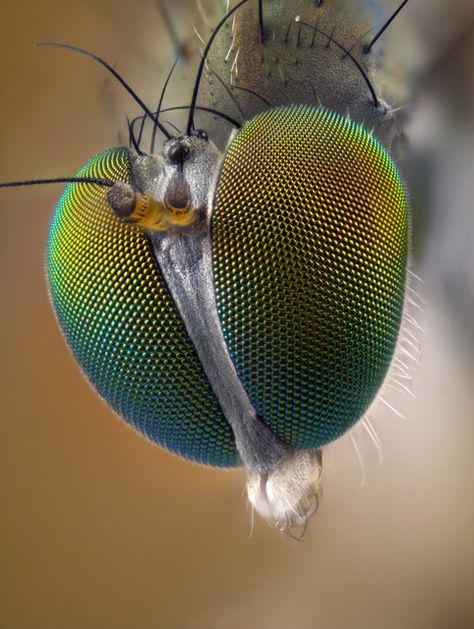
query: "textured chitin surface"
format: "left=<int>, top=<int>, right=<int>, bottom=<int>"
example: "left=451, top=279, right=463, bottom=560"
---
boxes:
left=212, top=105, right=408, bottom=449
left=47, top=148, right=237, bottom=466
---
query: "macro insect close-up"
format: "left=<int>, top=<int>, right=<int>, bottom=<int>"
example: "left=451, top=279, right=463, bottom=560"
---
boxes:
left=1, top=1, right=473, bottom=627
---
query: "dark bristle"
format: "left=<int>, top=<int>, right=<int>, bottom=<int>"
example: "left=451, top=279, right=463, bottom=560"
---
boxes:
left=131, top=105, right=241, bottom=141
left=166, top=105, right=241, bottom=129
left=296, top=19, right=380, bottom=107
left=232, top=84, right=271, bottom=108
left=186, top=0, right=250, bottom=135
left=325, top=24, right=337, bottom=50
left=363, top=0, right=411, bottom=54
left=150, top=55, right=179, bottom=154
left=162, top=120, right=182, bottom=134
left=258, top=0, right=265, bottom=43
left=126, top=116, right=144, bottom=155
left=311, top=15, right=322, bottom=47
left=36, top=42, right=172, bottom=141
left=208, top=67, right=245, bottom=121
left=135, top=112, right=147, bottom=151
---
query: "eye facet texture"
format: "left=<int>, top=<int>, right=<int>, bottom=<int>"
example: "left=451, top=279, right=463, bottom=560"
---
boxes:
left=47, top=148, right=238, bottom=467
left=212, top=105, right=408, bottom=449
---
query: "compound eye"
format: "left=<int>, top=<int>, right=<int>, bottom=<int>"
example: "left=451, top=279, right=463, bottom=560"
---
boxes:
left=212, top=105, right=409, bottom=450
left=46, top=147, right=237, bottom=467
left=193, top=129, right=208, bottom=141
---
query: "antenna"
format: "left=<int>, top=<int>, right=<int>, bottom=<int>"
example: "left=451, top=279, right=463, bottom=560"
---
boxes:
left=0, top=177, right=115, bottom=189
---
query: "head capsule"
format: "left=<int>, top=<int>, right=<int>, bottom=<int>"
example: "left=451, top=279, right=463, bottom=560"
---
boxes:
left=106, top=129, right=221, bottom=234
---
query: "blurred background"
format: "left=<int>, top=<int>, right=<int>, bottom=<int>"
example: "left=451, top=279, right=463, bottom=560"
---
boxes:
left=0, top=1, right=473, bottom=628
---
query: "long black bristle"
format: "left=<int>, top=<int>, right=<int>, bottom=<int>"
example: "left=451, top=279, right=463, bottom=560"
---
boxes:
left=296, top=19, right=380, bottom=107
left=208, top=67, right=245, bottom=120
left=186, top=0, right=250, bottom=135
left=258, top=0, right=265, bottom=43
left=363, top=0, right=411, bottom=54
left=163, top=105, right=241, bottom=128
left=162, top=120, right=182, bottom=134
left=37, top=42, right=172, bottom=141
left=232, top=84, right=271, bottom=108
left=150, top=56, right=179, bottom=154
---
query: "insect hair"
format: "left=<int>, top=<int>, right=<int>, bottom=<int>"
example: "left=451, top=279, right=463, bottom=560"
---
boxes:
left=258, top=0, right=265, bottom=43
left=231, top=84, right=271, bottom=108
left=207, top=66, right=245, bottom=122
left=149, top=56, right=180, bottom=154
left=36, top=42, right=173, bottom=141
left=130, top=105, right=241, bottom=151
left=293, top=18, right=380, bottom=107
left=363, top=0, right=411, bottom=54
left=187, top=0, right=251, bottom=135
left=0, top=0, right=414, bottom=190
left=0, top=177, right=115, bottom=190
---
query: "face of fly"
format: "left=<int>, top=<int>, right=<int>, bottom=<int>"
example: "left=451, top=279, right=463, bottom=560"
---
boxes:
left=0, top=0, right=473, bottom=576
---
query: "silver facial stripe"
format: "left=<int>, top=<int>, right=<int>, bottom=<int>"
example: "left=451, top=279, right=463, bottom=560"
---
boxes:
left=134, top=139, right=292, bottom=472
left=150, top=228, right=292, bottom=472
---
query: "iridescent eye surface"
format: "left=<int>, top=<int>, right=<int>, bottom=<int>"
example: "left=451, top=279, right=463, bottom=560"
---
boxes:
left=212, top=105, right=409, bottom=448
left=47, top=105, right=408, bottom=470
left=47, top=147, right=238, bottom=467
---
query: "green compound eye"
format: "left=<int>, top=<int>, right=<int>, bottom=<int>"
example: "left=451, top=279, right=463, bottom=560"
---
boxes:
left=47, top=147, right=238, bottom=467
left=211, top=105, right=409, bottom=449
left=46, top=105, right=408, bottom=528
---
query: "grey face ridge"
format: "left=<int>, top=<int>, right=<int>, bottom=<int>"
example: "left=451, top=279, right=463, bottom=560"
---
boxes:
left=131, top=136, right=293, bottom=472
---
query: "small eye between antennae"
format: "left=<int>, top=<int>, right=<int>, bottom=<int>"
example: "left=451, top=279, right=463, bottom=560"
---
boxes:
left=36, top=41, right=173, bottom=141
left=0, top=177, right=116, bottom=189
left=363, top=0, right=411, bottom=54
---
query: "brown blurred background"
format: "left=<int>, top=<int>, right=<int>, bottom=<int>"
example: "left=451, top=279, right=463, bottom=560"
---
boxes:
left=0, top=1, right=473, bottom=628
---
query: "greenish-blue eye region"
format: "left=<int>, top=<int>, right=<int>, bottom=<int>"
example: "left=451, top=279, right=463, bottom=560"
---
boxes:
left=47, top=147, right=238, bottom=467
left=212, top=105, right=409, bottom=449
